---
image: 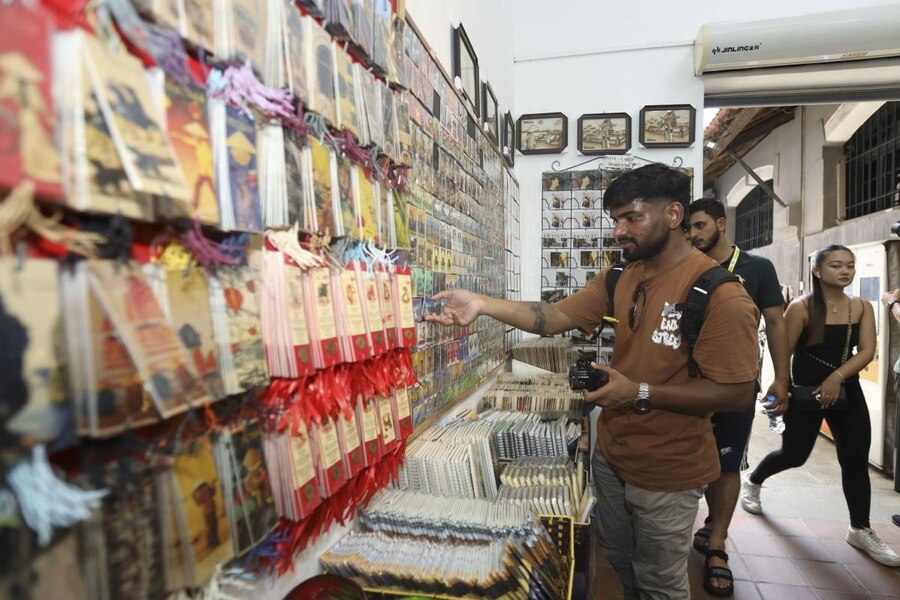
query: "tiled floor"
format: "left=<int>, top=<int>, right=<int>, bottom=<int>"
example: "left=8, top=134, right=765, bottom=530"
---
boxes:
left=586, top=406, right=900, bottom=599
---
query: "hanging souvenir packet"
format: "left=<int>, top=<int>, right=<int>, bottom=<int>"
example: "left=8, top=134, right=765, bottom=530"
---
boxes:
left=370, top=0, right=391, bottom=76
left=229, top=0, right=267, bottom=75
left=157, top=465, right=189, bottom=591
left=336, top=398, right=363, bottom=480
left=81, top=34, right=191, bottom=204
left=354, top=167, right=377, bottom=242
left=223, top=104, right=262, bottom=231
left=375, top=180, right=390, bottom=247
left=355, top=394, right=383, bottom=467
left=374, top=263, right=398, bottom=349
left=207, top=241, right=268, bottom=395
left=262, top=0, right=286, bottom=89
left=349, top=64, right=371, bottom=146
left=330, top=262, right=371, bottom=362
left=283, top=127, right=315, bottom=231
left=374, top=393, right=397, bottom=454
left=60, top=264, right=156, bottom=438
left=161, top=80, right=219, bottom=224
left=335, top=154, right=356, bottom=238
left=259, top=121, right=289, bottom=227
left=324, top=0, right=354, bottom=42
left=0, top=3, right=63, bottom=198
left=309, top=416, right=348, bottom=498
left=281, top=4, right=310, bottom=106
left=332, top=42, right=361, bottom=140
left=265, top=417, right=322, bottom=521
left=308, top=135, right=336, bottom=236
left=392, top=264, right=416, bottom=348
left=304, top=17, right=338, bottom=128
left=0, top=258, right=70, bottom=447
left=392, top=385, right=413, bottom=439
left=301, top=266, right=342, bottom=369
left=395, top=93, right=412, bottom=167
left=143, top=258, right=225, bottom=400
left=86, top=260, right=212, bottom=419
left=357, top=66, right=383, bottom=150
left=351, top=0, right=374, bottom=60
left=355, top=261, right=386, bottom=355
left=213, top=420, right=278, bottom=556
left=164, top=438, right=236, bottom=587
left=380, top=81, right=399, bottom=163
left=53, top=31, right=149, bottom=220
left=391, top=188, right=410, bottom=249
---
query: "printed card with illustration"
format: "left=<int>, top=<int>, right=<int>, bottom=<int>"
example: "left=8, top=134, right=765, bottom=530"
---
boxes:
left=183, top=0, right=215, bottom=52
left=283, top=127, right=313, bottom=231
left=162, top=81, right=218, bottom=224
left=0, top=259, right=70, bottom=446
left=231, top=0, right=267, bottom=74
left=169, top=440, right=234, bottom=585
left=87, top=262, right=211, bottom=419
left=336, top=155, right=358, bottom=238
left=81, top=35, right=190, bottom=203
left=225, top=420, right=278, bottom=553
left=333, top=43, right=360, bottom=138
left=304, top=17, right=338, bottom=126
left=309, top=136, right=336, bottom=236
left=224, top=106, right=262, bottom=231
left=0, top=4, right=62, bottom=197
left=282, top=5, right=310, bottom=104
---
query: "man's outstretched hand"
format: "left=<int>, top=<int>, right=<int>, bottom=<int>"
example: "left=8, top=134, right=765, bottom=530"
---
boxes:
left=424, top=289, right=484, bottom=327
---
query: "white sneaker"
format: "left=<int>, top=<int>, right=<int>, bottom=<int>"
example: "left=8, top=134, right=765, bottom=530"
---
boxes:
left=846, top=526, right=900, bottom=567
left=740, top=474, right=763, bottom=515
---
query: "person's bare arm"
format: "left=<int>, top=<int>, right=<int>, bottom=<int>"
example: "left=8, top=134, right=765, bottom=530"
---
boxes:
left=762, top=305, right=791, bottom=414
left=425, top=289, right=579, bottom=336
left=584, top=364, right=755, bottom=416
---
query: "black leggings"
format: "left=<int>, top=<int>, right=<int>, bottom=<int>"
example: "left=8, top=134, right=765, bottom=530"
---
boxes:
left=749, top=389, right=872, bottom=529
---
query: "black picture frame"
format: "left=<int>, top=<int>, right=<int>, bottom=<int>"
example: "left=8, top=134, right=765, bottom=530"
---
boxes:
left=481, top=81, right=499, bottom=146
left=452, top=24, right=479, bottom=116
left=577, top=112, right=631, bottom=155
left=516, top=112, right=568, bottom=155
left=638, top=104, right=696, bottom=148
left=502, top=111, right=515, bottom=168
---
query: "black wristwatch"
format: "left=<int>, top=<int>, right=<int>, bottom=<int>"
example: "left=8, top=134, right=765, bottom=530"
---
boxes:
left=888, top=300, right=900, bottom=312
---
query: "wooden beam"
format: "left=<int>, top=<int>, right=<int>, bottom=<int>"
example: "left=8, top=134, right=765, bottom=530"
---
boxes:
left=725, top=149, right=788, bottom=208
left=704, top=108, right=763, bottom=167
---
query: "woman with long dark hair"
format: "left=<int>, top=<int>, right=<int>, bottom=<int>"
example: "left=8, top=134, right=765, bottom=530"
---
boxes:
left=740, top=245, right=899, bottom=567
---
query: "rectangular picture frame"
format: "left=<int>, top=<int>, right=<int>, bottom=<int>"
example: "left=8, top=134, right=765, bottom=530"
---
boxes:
left=452, top=24, right=479, bottom=117
left=577, top=112, right=631, bottom=155
left=502, top=111, right=515, bottom=167
left=481, top=81, right=498, bottom=147
left=517, top=112, right=568, bottom=155
left=639, top=104, right=696, bottom=148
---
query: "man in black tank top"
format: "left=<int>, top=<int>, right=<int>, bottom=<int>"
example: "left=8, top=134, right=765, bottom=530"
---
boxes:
left=689, top=199, right=790, bottom=595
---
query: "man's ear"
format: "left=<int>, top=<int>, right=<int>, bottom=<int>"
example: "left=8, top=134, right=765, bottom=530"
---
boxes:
left=666, top=202, right=685, bottom=230
left=717, top=217, right=727, bottom=232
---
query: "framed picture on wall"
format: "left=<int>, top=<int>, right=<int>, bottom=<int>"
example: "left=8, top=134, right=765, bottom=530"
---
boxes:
left=452, top=24, right=479, bottom=116
left=502, top=111, right=515, bottom=167
left=517, top=112, right=568, bottom=155
left=482, top=81, right=499, bottom=146
left=639, top=104, right=696, bottom=148
left=577, top=112, right=631, bottom=155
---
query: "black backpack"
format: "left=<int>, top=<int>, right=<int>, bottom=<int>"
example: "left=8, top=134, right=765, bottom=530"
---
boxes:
left=603, top=262, right=740, bottom=378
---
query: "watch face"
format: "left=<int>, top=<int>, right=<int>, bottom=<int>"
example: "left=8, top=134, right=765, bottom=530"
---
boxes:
left=633, top=397, right=651, bottom=414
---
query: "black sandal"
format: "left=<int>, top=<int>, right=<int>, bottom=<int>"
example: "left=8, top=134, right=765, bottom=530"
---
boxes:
left=693, top=516, right=713, bottom=553
left=703, top=549, right=734, bottom=597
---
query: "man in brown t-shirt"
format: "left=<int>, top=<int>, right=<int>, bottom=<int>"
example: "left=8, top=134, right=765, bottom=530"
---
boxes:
left=427, top=164, right=759, bottom=599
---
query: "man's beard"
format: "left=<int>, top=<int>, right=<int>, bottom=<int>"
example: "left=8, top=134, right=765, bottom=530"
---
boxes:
left=692, top=228, right=720, bottom=253
left=621, top=228, right=670, bottom=261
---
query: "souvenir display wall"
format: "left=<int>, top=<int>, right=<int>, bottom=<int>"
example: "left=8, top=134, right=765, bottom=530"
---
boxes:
left=504, top=168, right=522, bottom=351
left=509, top=337, right=578, bottom=374
left=0, top=0, right=515, bottom=596
left=540, top=169, right=623, bottom=361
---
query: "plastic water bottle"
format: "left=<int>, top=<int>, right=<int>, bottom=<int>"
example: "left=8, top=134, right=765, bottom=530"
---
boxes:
left=763, top=394, right=785, bottom=434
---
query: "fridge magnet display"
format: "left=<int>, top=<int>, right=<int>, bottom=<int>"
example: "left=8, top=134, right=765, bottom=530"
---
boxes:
left=638, top=104, right=695, bottom=148
left=451, top=24, right=479, bottom=116
left=577, top=112, right=631, bottom=155
left=502, top=111, right=515, bottom=167
left=481, top=81, right=498, bottom=146
left=517, top=112, right=567, bottom=155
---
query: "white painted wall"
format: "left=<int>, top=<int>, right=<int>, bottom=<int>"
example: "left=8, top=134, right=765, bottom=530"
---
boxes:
left=405, top=0, right=516, bottom=119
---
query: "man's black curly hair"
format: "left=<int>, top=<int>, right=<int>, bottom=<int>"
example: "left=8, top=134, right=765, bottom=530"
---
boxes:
left=603, top=163, right=691, bottom=231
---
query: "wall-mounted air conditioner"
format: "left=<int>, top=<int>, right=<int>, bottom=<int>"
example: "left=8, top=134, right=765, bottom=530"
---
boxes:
left=695, top=5, right=900, bottom=76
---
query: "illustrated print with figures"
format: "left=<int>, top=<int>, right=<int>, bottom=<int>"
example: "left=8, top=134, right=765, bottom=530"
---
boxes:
left=651, top=302, right=683, bottom=349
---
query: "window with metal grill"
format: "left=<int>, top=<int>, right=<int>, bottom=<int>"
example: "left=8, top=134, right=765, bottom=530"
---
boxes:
left=735, top=180, right=774, bottom=250
left=844, top=102, right=900, bottom=219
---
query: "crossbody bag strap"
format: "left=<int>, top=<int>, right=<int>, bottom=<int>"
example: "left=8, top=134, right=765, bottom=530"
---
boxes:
left=841, top=298, right=853, bottom=366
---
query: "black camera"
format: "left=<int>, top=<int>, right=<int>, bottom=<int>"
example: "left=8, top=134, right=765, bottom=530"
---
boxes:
left=568, top=357, right=609, bottom=392
left=892, top=221, right=900, bottom=238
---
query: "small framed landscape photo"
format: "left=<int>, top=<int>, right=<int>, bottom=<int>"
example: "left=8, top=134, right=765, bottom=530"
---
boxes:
left=482, top=81, right=498, bottom=146
left=639, top=104, right=696, bottom=148
left=452, top=24, right=479, bottom=116
left=502, top=111, right=515, bottom=167
left=577, top=112, right=631, bottom=155
left=517, top=112, right=568, bottom=155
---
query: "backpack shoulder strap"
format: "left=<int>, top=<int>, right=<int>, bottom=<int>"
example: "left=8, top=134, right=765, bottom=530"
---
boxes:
left=605, top=262, right=627, bottom=317
left=681, top=266, right=741, bottom=378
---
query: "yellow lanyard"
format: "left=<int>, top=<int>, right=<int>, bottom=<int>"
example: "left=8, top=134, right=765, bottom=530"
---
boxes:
left=726, top=246, right=740, bottom=273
